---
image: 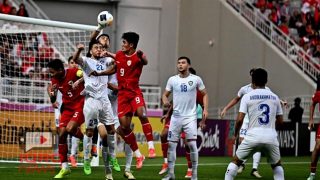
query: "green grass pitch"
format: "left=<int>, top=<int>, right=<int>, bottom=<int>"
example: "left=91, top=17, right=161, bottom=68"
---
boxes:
left=0, top=156, right=312, bottom=179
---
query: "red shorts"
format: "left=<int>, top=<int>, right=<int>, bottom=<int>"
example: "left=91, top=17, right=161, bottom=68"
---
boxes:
left=118, top=90, right=145, bottom=118
left=313, top=91, right=320, bottom=110
left=59, top=108, right=84, bottom=128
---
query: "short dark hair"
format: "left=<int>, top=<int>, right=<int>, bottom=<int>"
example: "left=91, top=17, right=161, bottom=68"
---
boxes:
left=122, top=32, right=139, bottom=49
left=251, top=68, right=268, bottom=86
left=178, top=56, right=191, bottom=65
left=250, top=68, right=256, bottom=76
left=189, top=67, right=196, bottom=75
left=97, top=33, right=110, bottom=41
left=86, top=39, right=101, bottom=57
left=67, top=56, right=73, bottom=63
left=47, top=59, right=64, bottom=71
left=294, top=97, right=301, bottom=104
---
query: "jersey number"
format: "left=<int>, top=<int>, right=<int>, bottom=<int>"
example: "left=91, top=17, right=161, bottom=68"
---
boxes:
left=258, top=104, right=270, bottom=125
left=120, top=68, right=125, bottom=76
left=67, top=91, right=73, bottom=97
left=96, top=64, right=104, bottom=71
left=180, top=84, right=187, bottom=92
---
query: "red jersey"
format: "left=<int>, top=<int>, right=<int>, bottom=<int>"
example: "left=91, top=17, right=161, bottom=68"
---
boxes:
left=115, top=51, right=143, bottom=91
left=51, top=68, right=84, bottom=110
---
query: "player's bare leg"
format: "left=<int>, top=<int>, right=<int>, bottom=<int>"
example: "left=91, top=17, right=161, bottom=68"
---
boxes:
left=159, top=127, right=169, bottom=175
left=118, top=114, right=145, bottom=169
left=308, top=139, right=320, bottom=180
left=54, top=127, right=71, bottom=179
left=136, top=106, right=156, bottom=158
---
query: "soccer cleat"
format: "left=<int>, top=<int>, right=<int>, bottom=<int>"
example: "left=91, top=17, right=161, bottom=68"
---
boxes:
left=105, top=173, right=113, bottom=180
left=136, top=155, right=145, bottom=169
left=91, top=145, right=98, bottom=157
left=307, top=174, right=316, bottom=180
left=83, top=159, right=92, bottom=175
left=251, top=169, right=262, bottom=179
left=109, top=157, right=121, bottom=172
left=159, top=163, right=168, bottom=175
left=148, top=148, right=156, bottom=158
left=162, top=173, right=175, bottom=180
left=237, top=164, right=245, bottom=174
left=185, top=169, right=192, bottom=179
left=54, top=168, right=71, bottom=178
left=69, top=155, right=77, bottom=167
left=124, top=171, right=136, bottom=180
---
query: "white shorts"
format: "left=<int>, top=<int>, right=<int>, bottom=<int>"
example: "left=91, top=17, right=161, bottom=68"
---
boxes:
left=168, top=116, right=197, bottom=142
left=54, top=108, right=60, bottom=127
left=236, top=138, right=280, bottom=164
left=239, top=121, right=249, bottom=138
left=83, top=96, right=114, bottom=129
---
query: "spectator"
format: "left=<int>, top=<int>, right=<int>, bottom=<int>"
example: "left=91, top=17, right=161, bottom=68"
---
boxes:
left=288, top=97, right=304, bottom=125
left=10, top=6, right=16, bottom=15
left=279, top=16, right=289, bottom=35
left=0, top=0, right=12, bottom=14
left=17, top=3, right=28, bottom=17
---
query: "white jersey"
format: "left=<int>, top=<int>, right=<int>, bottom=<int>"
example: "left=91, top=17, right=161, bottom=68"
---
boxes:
left=237, top=84, right=270, bottom=123
left=165, top=74, right=205, bottom=118
left=239, top=88, right=283, bottom=142
left=80, top=56, right=112, bottom=97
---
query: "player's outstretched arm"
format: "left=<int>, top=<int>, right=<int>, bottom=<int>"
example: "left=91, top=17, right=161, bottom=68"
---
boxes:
left=107, top=82, right=118, bottom=91
left=137, top=50, right=148, bottom=65
left=90, top=24, right=105, bottom=41
left=73, top=44, right=85, bottom=66
left=220, top=96, right=241, bottom=118
left=309, top=102, right=317, bottom=130
left=90, top=61, right=116, bottom=76
left=101, top=50, right=116, bottom=59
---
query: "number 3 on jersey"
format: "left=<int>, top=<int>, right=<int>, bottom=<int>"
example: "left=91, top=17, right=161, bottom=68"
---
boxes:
left=258, top=104, right=270, bottom=125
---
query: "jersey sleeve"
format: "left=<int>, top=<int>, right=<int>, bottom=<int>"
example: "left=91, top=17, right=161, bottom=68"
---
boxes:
left=239, top=94, right=248, bottom=114
left=196, top=76, right=205, bottom=91
left=237, top=86, right=245, bottom=98
left=165, top=77, right=174, bottom=92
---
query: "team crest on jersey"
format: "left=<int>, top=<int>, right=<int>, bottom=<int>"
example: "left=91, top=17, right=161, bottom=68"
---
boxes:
left=127, top=60, right=132, bottom=66
left=188, top=81, right=193, bottom=86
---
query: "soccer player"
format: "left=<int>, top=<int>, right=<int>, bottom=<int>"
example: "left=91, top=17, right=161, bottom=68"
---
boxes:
left=220, top=68, right=263, bottom=178
left=47, top=59, right=84, bottom=178
left=224, top=68, right=284, bottom=180
left=307, top=75, right=320, bottom=180
left=95, top=32, right=135, bottom=178
left=159, top=67, right=203, bottom=178
left=161, top=56, right=208, bottom=180
left=73, top=41, right=117, bottom=180
left=90, top=32, right=153, bottom=169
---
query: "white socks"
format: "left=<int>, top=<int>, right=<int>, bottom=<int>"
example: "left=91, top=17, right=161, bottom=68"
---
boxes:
left=252, top=152, right=261, bottom=169
left=273, top=166, right=284, bottom=180
left=168, top=142, right=177, bottom=175
left=225, top=163, right=238, bottom=180
left=187, top=141, right=198, bottom=179
left=83, top=135, right=92, bottom=160
left=124, top=143, right=133, bottom=172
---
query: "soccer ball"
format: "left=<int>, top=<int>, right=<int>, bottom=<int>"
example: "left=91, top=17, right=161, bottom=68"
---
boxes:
left=97, top=11, right=113, bottom=27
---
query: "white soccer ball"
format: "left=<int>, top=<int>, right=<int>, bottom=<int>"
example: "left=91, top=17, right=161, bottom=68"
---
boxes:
left=97, top=11, right=113, bottom=27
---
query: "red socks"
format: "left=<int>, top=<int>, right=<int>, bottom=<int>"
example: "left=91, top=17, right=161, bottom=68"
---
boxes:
left=142, top=122, right=154, bottom=142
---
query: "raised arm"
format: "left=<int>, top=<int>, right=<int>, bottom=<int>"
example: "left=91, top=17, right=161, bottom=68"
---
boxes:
left=73, top=44, right=85, bottom=66
left=220, top=96, right=241, bottom=118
